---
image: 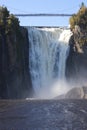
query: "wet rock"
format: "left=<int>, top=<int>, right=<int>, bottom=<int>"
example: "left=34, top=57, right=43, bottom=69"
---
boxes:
left=56, top=86, right=87, bottom=99
left=64, top=86, right=87, bottom=99
left=65, top=87, right=84, bottom=99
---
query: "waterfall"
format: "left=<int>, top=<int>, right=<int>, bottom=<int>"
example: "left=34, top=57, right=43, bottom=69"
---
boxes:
left=27, top=27, right=72, bottom=98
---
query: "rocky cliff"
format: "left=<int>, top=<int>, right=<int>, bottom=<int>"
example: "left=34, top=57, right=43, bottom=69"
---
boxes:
left=0, top=6, right=33, bottom=99
left=0, top=25, right=32, bottom=99
left=66, top=25, right=87, bottom=87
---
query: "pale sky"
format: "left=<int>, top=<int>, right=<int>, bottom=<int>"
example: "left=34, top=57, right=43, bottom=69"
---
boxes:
left=0, top=0, right=87, bottom=26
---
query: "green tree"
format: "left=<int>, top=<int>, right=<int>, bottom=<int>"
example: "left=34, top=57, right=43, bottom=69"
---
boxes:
left=69, top=3, right=87, bottom=30
left=0, top=6, right=19, bottom=33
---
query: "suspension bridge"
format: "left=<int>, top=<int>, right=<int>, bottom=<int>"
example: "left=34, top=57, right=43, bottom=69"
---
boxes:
left=14, top=13, right=74, bottom=17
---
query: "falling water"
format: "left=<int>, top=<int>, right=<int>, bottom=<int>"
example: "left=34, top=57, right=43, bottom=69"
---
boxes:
left=27, top=27, right=72, bottom=98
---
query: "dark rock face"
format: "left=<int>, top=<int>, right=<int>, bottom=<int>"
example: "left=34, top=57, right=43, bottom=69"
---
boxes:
left=0, top=27, right=32, bottom=99
left=66, top=26, right=87, bottom=86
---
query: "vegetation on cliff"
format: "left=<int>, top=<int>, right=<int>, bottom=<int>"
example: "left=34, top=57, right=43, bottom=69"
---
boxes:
left=0, top=6, right=20, bottom=34
left=69, top=3, right=87, bottom=30
left=69, top=3, right=87, bottom=47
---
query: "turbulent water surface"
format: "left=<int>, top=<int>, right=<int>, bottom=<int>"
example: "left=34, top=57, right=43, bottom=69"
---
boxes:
left=0, top=99, right=87, bottom=130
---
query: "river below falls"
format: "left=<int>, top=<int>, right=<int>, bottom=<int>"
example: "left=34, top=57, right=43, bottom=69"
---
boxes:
left=0, top=99, right=87, bottom=130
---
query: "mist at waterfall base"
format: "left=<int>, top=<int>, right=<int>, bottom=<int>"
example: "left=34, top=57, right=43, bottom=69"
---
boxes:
left=28, top=27, right=73, bottom=99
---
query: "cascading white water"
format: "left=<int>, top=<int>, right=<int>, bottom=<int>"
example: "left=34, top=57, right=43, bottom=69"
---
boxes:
left=27, top=27, right=72, bottom=98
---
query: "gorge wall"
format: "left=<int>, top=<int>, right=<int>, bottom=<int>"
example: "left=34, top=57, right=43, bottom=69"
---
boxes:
left=66, top=25, right=87, bottom=87
left=0, top=26, right=32, bottom=99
